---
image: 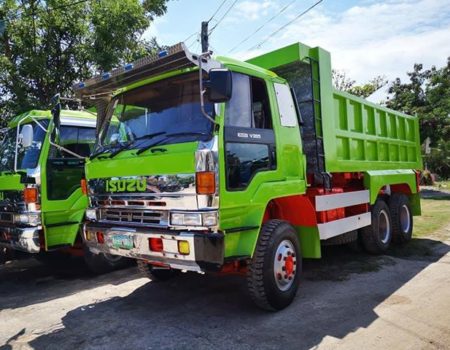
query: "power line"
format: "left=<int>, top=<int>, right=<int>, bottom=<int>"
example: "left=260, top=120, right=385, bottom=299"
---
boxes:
left=207, top=0, right=228, bottom=23
left=249, top=0, right=323, bottom=51
left=182, top=1, right=228, bottom=44
left=208, top=0, right=238, bottom=35
left=183, top=31, right=197, bottom=43
left=228, top=0, right=296, bottom=53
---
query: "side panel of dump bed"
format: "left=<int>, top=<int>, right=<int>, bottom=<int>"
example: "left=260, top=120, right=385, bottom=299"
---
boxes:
left=329, top=90, right=422, bottom=172
left=248, top=42, right=422, bottom=174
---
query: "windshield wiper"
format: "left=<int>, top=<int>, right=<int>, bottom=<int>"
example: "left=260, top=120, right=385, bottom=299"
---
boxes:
left=108, top=132, right=167, bottom=159
left=90, top=146, right=110, bottom=160
left=135, top=132, right=211, bottom=155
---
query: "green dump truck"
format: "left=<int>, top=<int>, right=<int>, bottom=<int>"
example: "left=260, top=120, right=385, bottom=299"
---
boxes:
left=74, top=42, right=422, bottom=310
left=0, top=109, right=125, bottom=272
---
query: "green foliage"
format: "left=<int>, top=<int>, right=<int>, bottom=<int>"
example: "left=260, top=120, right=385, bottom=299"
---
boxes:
left=386, top=59, right=450, bottom=178
left=0, top=0, right=168, bottom=125
left=332, top=69, right=387, bottom=99
left=425, top=139, right=450, bottom=180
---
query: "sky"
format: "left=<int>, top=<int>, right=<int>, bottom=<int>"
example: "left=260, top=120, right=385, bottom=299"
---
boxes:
left=144, top=0, right=450, bottom=98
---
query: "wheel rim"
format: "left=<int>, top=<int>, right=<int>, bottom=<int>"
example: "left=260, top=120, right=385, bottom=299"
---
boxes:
left=379, top=209, right=391, bottom=244
left=400, top=204, right=411, bottom=233
left=273, top=239, right=297, bottom=291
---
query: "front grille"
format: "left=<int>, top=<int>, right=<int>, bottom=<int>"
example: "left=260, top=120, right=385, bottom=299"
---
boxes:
left=98, top=208, right=168, bottom=227
left=92, top=198, right=167, bottom=209
left=0, top=212, right=14, bottom=224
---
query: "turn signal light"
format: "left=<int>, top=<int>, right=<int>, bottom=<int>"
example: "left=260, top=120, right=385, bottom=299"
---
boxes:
left=178, top=240, right=190, bottom=255
left=149, top=238, right=163, bottom=252
left=196, top=171, right=215, bottom=195
left=81, top=179, right=88, bottom=195
left=96, top=231, right=105, bottom=244
left=24, top=187, right=38, bottom=204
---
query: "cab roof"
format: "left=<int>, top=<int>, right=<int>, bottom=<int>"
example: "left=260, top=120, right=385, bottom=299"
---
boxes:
left=8, top=109, right=96, bottom=128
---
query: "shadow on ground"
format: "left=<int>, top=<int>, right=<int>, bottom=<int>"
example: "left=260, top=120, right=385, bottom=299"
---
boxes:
left=8, top=237, right=446, bottom=350
left=0, top=256, right=137, bottom=310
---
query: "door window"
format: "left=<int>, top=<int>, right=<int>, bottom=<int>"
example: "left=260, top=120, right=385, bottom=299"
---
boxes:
left=225, top=73, right=275, bottom=190
left=47, top=126, right=95, bottom=200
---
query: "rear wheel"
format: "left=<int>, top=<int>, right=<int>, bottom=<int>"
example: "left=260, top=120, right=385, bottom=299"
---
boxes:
left=389, top=194, right=413, bottom=244
left=83, top=246, right=130, bottom=274
left=361, top=199, right=392, bottom=254
left=137, top=260, right=180, bottom=281
left=247, top=220, right=302, bottom=311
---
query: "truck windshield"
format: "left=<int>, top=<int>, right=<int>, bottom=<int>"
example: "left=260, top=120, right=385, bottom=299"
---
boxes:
left=0, top=120, right=48, bottom=173
left=98, top=72, right=214, bottom=152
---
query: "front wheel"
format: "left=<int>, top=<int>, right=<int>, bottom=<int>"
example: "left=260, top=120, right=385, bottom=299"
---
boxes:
left=247, top=220, right=302, bottom=311
left=83, top=246, right=130, bottom=274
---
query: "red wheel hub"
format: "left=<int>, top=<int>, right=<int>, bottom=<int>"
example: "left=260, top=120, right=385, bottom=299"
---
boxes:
left=285, top=255, right=294, bottom=276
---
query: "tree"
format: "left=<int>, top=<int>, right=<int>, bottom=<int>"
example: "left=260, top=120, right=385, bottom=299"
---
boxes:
left=0, top=0, right=169, bottom=124
left=332, top=69, right=387, bottom=99
left=387, top=59, right=450, bottom=178
left=386, top=59, right=450, bottom=145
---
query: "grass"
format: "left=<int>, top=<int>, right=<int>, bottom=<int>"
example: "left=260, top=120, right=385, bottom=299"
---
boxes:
left=413, top=198, right=450, bottom=238
left=435, top=180, right=450, bottom=190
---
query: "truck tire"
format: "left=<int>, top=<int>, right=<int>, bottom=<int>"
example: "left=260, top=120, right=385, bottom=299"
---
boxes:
left=0, top=247, right=9, bottom=265
left=137, top=260, right=179, bottom=281
left=389, top=194, right=413, bottom=244
left=83, top=246, right=130, bottom=274
left=361, top=199, right=392, bottom=254
left=247, top=220, right=301, bottom=311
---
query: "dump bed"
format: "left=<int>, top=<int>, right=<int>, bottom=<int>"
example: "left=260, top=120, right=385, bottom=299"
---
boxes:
left=248, top=43, right=422, bottom=174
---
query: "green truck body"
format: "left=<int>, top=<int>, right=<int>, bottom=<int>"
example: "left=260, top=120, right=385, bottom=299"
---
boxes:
left=0, top=110, right=96, bottom=256
left=74, top=42, right=422, bottom=310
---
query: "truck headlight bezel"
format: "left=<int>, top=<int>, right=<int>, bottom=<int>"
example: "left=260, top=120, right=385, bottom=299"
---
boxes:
left=85, top=208, right=97, bottom=221
left=13, top=212, right=41, bottom=226
left=170, top=211, right=218, bottom=227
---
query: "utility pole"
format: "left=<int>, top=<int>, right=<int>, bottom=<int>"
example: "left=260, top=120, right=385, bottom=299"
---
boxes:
left=201, top=21, right=209, bottom=53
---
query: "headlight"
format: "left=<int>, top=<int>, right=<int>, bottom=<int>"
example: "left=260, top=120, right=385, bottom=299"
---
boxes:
left=170, top=212, right=218, bottom=227
left=14, top=213, right=41, bottom=226
left=85, top=209, right=97, bottom=221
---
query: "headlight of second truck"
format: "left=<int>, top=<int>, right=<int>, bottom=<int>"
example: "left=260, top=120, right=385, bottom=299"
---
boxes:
left=13, top=213, right=41, bottom=226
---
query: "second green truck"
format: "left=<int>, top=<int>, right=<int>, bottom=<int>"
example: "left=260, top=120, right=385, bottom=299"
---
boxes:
left=72, top=41, right=422, bottom=310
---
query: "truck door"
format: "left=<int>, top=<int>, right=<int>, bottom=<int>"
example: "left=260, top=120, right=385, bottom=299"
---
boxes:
left=41, top=126, right=95, bottom=250
left=222, top=72, right=277, bottom=219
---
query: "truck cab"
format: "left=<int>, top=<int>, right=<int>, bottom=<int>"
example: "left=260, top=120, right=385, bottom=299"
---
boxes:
left=0, top=109, right=125, bottom=272
left=76, top=42, right=422, bottom=310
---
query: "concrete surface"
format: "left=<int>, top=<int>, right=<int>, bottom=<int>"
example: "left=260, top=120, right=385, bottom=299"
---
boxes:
left=1, top=225, right=450, bottom=350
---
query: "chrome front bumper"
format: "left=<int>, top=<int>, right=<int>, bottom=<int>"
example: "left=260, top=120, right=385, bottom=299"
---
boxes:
left=83, top=224, right=224, bottom=272
left=0, top=226, right=41, bottom=253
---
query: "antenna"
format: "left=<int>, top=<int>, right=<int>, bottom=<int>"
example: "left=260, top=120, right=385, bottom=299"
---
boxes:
left=201, top=21, right=209, bottom=53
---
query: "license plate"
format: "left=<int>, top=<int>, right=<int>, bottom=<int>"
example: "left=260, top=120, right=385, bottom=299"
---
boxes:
left=111, top=234, right=134, bottom=250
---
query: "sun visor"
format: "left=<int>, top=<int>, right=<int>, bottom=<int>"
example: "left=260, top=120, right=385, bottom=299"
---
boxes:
left=73, top=42, right=220, bottom=99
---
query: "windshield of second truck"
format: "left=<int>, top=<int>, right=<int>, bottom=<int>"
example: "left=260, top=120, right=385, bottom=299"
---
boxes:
left=0, top=120, right=49, bottom=173
left=97, top=72, right=214, bottom=153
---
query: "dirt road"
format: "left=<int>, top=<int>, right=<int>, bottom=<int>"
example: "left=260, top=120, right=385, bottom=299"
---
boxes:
left=1, top=224, right=450, bottom=350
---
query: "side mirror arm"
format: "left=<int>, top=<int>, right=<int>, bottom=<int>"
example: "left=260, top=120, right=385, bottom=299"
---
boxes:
left=198, top=52, right=218, bottom=124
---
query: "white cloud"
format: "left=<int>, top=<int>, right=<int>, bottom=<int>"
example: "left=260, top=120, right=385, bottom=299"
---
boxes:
left=236, top=0, right=450, bottom=85
left=234, top=0, right=274, bottom=21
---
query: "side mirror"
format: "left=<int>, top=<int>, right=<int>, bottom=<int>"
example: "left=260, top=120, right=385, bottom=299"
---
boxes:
left=19, top=124, right=34, bottom=148
left=206, top=69, right=232, bottom=103
left=51, top=94, right=61, bottom=143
